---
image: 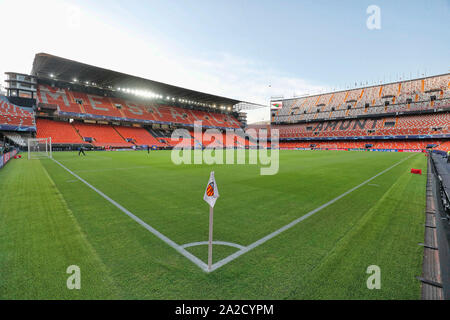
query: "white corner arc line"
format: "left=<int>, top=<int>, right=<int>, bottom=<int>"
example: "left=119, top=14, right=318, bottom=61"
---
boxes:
left=181, top=241, right=246, bottom=250
left=209, top=154, right=416, bottom=272
left=51, top=158, right=209, bottom=272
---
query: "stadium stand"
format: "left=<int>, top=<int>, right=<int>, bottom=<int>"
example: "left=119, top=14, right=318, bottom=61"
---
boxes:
left=37, top=85, right=241, bottom=129
left=36, top=119, right=87, bottom=145
left=72, top=122, right=133, bottom=148
left=0, top=96, right=36, bottom=130
left=274, top=74, right=449, bottom=123
left=278, top=140, right=443, bottom=151
left=272, top=113, right=450, bottom=139
left=264, top=74, right=450, bottom=154
left=436, top=141, right=450, bottom=152
left=3, top=132, right=32, bottom=147
left=114, top=126, right=166, bottom=147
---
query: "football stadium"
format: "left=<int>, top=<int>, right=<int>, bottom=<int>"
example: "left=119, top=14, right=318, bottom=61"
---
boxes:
left=0, top=1, right=449, bottom=306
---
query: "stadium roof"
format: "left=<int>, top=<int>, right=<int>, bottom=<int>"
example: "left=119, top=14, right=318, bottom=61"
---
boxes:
left=31, top=53, right=263, bottom=110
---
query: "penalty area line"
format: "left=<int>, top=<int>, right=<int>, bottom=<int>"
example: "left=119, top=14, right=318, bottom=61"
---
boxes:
left=51, top=158, right=209, bottom=272
left=210, top=153, right=417, bottom=272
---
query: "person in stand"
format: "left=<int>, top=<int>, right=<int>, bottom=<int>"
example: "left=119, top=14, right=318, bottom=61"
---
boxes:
left=78, top=146, right=86, bottom=156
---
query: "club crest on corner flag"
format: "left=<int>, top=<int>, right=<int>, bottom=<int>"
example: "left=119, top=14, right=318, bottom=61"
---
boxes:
left=203, top=171, right=219, bottom=208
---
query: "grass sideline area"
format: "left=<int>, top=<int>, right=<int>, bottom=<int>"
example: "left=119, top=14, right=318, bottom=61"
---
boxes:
left=0, top=150, right=426, bottom=299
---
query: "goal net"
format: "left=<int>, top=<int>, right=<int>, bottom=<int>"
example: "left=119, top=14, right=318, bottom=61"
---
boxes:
left=28, top=137, right=52, bottom=160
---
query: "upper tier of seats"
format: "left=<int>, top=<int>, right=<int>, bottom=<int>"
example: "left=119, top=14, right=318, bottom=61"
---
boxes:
left=36, top=85, right=241, bottom=129
left=272, top=113, right=450, bottom=139
left=0, top=96, right=35, bottom=129
left=273, top=74, right=450, bottom=123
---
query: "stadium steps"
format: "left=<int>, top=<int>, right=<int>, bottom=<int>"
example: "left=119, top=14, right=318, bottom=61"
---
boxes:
left=345, top=108, right=350, bottom=117
left=113, top=127, right=132, bottom=144
left=114, top=126, right=165, bottom=146
left=72, top=123, right=85, bottom=142
left=145, top=128, right=169, bottom=146
left=117, top=108, right=127, bottom=119
left=66, top=91, right=85, bottom=114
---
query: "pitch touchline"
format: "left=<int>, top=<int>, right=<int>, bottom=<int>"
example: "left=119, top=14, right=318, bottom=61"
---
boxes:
left=51, top=154, right=415, bottom=273
left=209, top=153, right=416, bottom=272
left=51, top=158, right=210, bottom=272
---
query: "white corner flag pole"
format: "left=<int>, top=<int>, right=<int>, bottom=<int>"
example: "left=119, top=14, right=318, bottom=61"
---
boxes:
left=208, top=205, right=214, bottom=271
left=203, top=171, right=219, bottom=272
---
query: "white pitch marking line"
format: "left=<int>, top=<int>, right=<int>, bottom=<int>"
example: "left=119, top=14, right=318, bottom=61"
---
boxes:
left=181, top=241, right=246, bottom=250
left=74, top=166, right=152, bottom=173
left=209, top=154, right=416, bottom=272
left=51, top=158, right=209, bottom=272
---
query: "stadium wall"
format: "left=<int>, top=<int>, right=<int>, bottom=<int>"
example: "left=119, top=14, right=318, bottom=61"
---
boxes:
left=0, top=149, right=18, bottom=170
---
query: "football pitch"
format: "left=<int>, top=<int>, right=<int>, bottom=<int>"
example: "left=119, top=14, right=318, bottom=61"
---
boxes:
left=0, top=150, right=427, bottom=299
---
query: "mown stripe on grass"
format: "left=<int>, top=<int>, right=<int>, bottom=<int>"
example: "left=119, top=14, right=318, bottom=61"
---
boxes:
left=288, top=154, right=425, bottom=299
left=0, top=159, right=120, bottom=299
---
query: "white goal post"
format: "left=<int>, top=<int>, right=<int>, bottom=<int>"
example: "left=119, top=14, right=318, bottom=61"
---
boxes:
left=28, top=137, right=52, bottom=160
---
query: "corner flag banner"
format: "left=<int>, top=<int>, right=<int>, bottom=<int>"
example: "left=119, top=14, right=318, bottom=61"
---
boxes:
left=203, top=171, right=219, bottom=208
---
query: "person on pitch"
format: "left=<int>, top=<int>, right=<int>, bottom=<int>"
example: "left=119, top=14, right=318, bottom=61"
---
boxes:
left=78, top=146, right=86, bottom=156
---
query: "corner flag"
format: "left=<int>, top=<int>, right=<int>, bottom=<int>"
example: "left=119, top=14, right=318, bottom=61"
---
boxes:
left=203, top=171, right=219, bottom=208
left=204, top=171, right=219, bottom=271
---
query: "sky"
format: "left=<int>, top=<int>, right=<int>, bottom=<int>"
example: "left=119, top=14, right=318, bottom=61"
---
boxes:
left=0, top=0, right=448, bottom=123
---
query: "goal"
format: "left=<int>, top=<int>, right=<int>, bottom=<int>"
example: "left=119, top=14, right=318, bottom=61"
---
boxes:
left=28, top=137, right=52, bottom=160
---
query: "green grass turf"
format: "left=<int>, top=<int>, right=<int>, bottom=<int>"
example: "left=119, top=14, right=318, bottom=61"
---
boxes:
left=0, top=150, right=426, bottom=299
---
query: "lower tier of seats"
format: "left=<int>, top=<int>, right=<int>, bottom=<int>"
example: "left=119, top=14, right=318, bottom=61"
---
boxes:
left=37, top=119, right=87, bottom=144
left=35, top=119, right=255, bottom=148
left=279, top=140, right=448, bottom=151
